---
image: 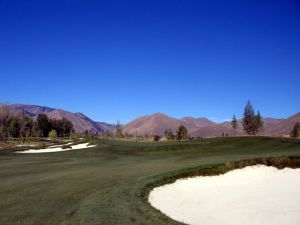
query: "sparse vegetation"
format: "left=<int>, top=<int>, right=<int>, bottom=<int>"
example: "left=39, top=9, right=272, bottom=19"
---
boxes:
left=48, top=129, right=57, bottom=142
left=101, top=129, right=113, bottom=139
left=164, top=128, right=175, bottom=140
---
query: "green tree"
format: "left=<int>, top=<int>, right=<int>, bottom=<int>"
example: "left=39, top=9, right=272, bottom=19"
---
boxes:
left=19, top=114, right=33, bottom=138
left=0, top=104, right=10, bottom=139
left=290, top=122, right=300, bottom=138
left=231, top=115, right=238, bottom=136
left=32, top=121, right=40, bottom=137
left=37, top=114, right=50, bottom=137
left=48, top=129, right=57, bottom=142
left=8, top=117, right=20, bottom=138
left=176, top=125, right=188, bottom=141
left=50, top=118, right=74, bottom=138
left=255, top=110, right=264, bottom=134
left=242, top=100, right=258, bottom=135
left=60, top=118, right=73, bottom=137
left=116, top=120, right=123, bottom=139
left=50, top=119, right=60, bottom=136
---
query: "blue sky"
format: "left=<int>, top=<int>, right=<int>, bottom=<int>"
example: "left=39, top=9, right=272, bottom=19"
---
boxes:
left=0, top=0, right=299, bottom=123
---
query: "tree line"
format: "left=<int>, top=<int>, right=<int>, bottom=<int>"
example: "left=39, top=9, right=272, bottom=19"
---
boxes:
left=36, top=114, right=74, bottom=138
left=0, top=105, right=74, bottom=140
left=101, top=119, right=189, bottom=141
left=164, top=125, right=188, bottom=141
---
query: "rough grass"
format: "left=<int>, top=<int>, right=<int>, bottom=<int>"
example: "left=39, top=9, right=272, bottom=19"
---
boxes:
left=0, top=137, right=300, bottom=225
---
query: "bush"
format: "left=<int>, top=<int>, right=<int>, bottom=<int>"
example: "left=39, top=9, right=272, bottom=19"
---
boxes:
left=48, top=129, right=57, bottom=143
left=153, top=135, right=160, bottom=141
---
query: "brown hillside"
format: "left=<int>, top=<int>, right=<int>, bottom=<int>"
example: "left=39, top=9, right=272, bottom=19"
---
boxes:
left=123, top=113, right=187, bottom=136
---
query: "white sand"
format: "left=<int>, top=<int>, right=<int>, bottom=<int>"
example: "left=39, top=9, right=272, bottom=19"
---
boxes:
left=16, top=144, right=37, bottom=147
left=48, top=142, right=73, bottom=148
left=17, top=143, right=96, bottom=153
left=149, top=165, right=300, bottom=225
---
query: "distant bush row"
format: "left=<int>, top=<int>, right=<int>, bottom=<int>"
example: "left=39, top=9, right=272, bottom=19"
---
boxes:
left=0, top=104, right=74, bottom=139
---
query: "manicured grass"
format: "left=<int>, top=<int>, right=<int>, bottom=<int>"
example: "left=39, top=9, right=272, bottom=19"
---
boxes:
left=0, top=137, right=300, bottom=225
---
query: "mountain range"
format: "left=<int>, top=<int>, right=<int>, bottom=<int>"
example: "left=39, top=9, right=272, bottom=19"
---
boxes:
left=123, top=112, right=299, bottom=137
left=7, top=104, right=300, bottom=137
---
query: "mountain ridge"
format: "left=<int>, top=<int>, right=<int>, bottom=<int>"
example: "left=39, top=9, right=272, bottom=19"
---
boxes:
left=6, top=104, right=300, bottom=137
left=124, top=112, right=300, bottom=137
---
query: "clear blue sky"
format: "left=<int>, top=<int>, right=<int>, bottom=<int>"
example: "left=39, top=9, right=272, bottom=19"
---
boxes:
left=0, top=0, right=299, bottom=123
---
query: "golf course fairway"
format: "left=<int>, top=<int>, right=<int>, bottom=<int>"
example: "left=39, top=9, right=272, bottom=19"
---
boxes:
left=0, top=137, right=300, bottom=225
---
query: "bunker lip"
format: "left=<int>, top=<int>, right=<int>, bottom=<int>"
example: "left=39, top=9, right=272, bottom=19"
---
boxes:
left=143, top=156, right=300, bottom=225
left=16, top=143, right=96, bottom=153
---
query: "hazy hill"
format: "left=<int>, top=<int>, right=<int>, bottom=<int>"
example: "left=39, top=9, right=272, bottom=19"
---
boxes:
left=189, top=123, right=233, bottom=137
left=265, top=113, right=300, bottom=135
left=179, top=117, right=216, bottom=128
left=95, top=122, right=116, bottom=132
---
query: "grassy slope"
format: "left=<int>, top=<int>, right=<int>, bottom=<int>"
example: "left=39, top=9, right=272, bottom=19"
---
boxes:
left=0, top=137, right=300, bottom=225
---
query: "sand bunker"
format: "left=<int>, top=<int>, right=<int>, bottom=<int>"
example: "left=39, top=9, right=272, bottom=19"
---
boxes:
left=149, top=165, right=300, bottom=225
left=48, top=142, right=73, bottom=148
left=17, top=143, right=96, bottom=153
left=16, top=144, right=37, bottom=147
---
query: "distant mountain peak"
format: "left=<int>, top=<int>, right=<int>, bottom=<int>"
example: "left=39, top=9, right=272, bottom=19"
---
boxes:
left=151, top=112, right=169, bottom=117
left=123, top=113, right=216, bottom=136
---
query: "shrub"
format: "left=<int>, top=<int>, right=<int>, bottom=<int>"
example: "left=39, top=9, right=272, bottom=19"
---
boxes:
left=153, top=135, right=160, bottom=141
left=48, top=129, right=57, bottom=143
